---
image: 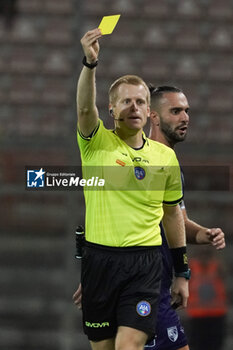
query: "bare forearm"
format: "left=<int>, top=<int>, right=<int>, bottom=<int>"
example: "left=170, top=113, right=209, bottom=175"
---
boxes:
left=163, top=204, right=189, bottom=309
left=77, top=67, right=98, bottom=129
left=183, top=211, right=225, bottom=249
left=77, top=28, right=102, bottom=136
left=185, top=218, right=207, bottom=244
left=163, top=204, right=186, bottom=248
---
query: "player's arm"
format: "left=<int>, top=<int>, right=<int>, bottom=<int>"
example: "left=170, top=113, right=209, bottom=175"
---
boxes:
left=163, top=204, right=186, bottom=247
left=162, top=204, right=189, bottom=309
left=182, top=208, right=225, bottom=249
left=77, top=28, right=102, bottom=137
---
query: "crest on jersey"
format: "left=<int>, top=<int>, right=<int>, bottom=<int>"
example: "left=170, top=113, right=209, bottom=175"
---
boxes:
left=167, top=326, right=178, bottom=342
left=136, top=301, right=151, bottom=317
left=134, top=167, right=145, bottom=180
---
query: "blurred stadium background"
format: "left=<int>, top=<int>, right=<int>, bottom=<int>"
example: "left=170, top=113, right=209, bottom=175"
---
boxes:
left=0, top=0, right=232, bottom=349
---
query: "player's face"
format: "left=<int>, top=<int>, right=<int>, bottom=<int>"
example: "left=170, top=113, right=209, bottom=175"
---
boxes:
left=158, top=92, right=190, bottom=144
left=112, top=83, right=150, bottom=131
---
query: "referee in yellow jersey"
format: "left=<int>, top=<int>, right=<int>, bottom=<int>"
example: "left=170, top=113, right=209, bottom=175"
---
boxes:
left=76, top=28, right=189, bottom=350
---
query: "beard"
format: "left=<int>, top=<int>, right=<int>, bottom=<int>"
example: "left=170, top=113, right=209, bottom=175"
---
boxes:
left=160, top=119, right=187, bottom=145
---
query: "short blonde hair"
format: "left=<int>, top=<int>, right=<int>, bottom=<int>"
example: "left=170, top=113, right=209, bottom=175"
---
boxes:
left=109, top=75, right=151, bottom=106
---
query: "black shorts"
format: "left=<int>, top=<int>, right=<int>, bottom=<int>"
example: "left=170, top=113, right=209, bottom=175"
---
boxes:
left=81, top=242, right=162, bottom=341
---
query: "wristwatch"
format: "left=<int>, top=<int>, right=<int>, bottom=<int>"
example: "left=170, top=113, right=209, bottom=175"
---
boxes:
left=175, top=268, right=191, bottom=280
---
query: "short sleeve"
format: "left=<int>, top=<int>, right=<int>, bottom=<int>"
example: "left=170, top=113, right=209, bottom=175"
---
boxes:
left=163, top=151, right=183, bottom=205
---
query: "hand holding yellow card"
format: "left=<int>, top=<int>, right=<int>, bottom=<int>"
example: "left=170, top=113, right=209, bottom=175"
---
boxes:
left=98, top=15, right=121, bottom=35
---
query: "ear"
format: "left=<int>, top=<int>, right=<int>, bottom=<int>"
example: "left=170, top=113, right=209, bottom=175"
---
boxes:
left=150, top=110, right=160, bottom=126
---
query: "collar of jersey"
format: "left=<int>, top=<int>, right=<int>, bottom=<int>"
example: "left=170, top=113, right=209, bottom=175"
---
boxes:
left=113, top=129, right=149, bottom=149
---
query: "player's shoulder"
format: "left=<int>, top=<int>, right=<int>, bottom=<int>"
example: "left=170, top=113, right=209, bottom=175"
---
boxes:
left=147, top=138, right=175, bottom=156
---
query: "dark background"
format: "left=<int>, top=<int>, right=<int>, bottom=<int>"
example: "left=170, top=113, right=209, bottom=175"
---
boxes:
left=0, top=0, right=232, bottom=349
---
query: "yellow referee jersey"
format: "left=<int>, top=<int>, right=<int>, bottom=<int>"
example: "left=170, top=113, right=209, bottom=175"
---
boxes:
left=77, top=120, right=183, bottom=247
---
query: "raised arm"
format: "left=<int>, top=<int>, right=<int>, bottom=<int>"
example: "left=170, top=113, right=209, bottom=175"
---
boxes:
left=77, top=28, right=102, bottom=137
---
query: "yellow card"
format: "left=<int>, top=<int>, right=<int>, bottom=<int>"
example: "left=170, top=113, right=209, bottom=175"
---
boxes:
left=98, top=15, right=121, bottom=35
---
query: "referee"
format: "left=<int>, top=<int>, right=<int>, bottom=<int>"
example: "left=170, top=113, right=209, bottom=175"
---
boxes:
left=76, top=28, right=189, bottom=350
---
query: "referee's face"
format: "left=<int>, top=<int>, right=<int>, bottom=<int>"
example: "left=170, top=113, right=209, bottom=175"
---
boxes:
left=158, top=92, right=190, bottom=144
left=111, top=83, right=150, bottom=131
